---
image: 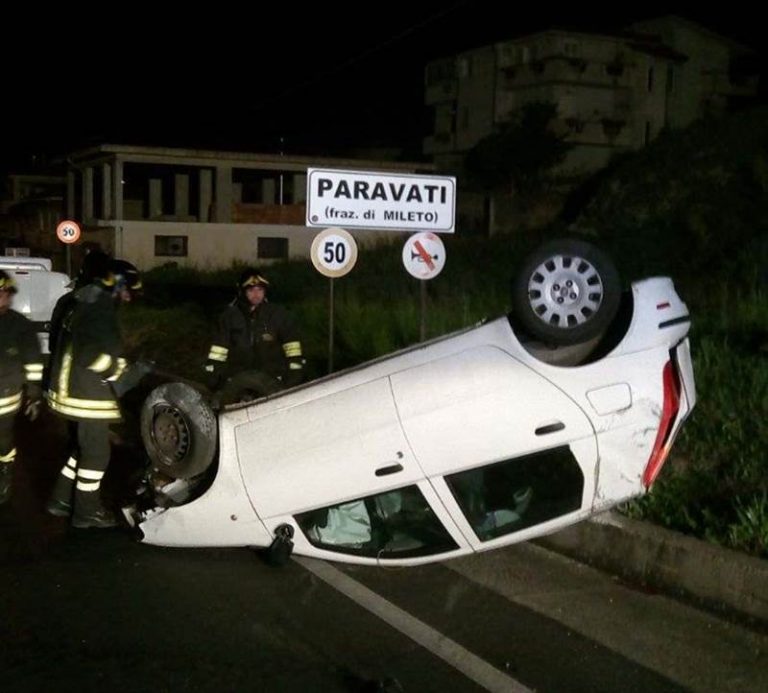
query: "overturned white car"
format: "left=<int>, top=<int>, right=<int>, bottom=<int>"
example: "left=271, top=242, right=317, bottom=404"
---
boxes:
left=127, top=240, right=696, bottom=567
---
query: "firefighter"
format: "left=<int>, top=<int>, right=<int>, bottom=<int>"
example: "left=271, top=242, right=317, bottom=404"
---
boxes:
left=0, top=270, right=43, bottom=504
left=46, top=248, right=113, bottom=390
left=204, top=268, right=305, bottom=406
left=45, top=258, right=142, bottom=528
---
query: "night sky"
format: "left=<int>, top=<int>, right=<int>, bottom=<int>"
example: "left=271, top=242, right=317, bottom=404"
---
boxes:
left=2, top=2, right=764, bottom=176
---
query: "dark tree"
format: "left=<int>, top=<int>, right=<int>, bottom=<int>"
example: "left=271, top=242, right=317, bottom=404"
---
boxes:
left=465, top=102, right=572, bottom=194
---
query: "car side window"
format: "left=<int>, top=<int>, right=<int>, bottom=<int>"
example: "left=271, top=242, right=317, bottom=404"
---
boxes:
left=446, top=446, right=584, bottom=541
left=295, top=486, right=458, bottom=559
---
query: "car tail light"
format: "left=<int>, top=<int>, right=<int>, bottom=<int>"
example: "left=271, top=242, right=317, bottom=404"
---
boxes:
left=642, top=359, right=681, bottom=489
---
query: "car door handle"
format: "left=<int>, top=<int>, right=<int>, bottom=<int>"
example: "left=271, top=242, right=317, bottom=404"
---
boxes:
left=535, top=421, right=565, bottom=436
left=375, top=463, right=404, bottom=477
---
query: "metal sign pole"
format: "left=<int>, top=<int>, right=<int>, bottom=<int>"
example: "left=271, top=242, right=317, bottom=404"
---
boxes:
left=66, top=245, right=72, bottom=278
left=310, top=228, right=358, bottom=374
left=420, top=280, right=427, bottom=341
left=328, top=277, right=335, bottom=374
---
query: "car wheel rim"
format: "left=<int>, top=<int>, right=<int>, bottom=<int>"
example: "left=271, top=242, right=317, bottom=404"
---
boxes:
left=150, top=405, right=191, bottom=467
left=527, top=253, right=604, bottom=328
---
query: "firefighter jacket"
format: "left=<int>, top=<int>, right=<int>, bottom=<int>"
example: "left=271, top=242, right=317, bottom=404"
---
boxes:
left=46, top=284, right=127, bottom=421
left=0, top=309, right=43, bottom=418
left=206, top=297, right=304, bottom=388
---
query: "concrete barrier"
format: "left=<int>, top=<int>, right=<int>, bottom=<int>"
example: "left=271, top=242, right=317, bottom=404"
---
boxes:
left=536, top=511, right=768, bottom=625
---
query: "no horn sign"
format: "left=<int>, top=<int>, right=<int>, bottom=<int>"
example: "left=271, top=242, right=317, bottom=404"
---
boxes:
left=403, top=232, right=446, bottom=280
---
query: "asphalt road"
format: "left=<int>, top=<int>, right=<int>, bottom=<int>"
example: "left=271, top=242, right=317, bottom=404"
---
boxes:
left=2, top=412, right=766, bottom=692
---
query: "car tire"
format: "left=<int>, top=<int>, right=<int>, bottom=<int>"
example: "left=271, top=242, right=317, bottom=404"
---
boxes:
left=140, top=382, right=218, bottom=479
left=512, top=239, right=621, bottom=346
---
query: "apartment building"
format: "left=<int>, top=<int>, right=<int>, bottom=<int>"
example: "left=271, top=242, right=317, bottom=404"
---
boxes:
left=424, top=16, right=757, bottom=178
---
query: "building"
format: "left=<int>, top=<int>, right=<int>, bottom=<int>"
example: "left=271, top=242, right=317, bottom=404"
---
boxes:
left=0, top=174, right=66, bottom=254
left=50, top=144, right=434, bottom=271
left=424, top=16, right=758, bottom=180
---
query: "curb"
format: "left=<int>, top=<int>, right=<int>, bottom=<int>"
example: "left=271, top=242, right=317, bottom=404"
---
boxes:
left=535, top=511, right=768, bottom=625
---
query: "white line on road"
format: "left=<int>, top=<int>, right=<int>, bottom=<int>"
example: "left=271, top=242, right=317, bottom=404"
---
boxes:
left=294, top=556, right=531, bottom=693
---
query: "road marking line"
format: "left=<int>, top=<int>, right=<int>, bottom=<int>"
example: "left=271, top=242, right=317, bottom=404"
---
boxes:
left=294, top=557, right=531, bottom=693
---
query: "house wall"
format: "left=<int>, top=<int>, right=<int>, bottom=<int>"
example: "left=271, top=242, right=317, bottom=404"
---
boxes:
left=455, top=46, right=497, bottom=152
left=630, top=17, right=735, bottom=127
left=89, top=221, right=411, bottom=271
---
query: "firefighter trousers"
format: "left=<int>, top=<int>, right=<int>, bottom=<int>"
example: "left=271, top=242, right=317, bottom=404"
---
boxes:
left=49, top=420, right=111, bottom=517
left=0, top=415, right=16, bottom=504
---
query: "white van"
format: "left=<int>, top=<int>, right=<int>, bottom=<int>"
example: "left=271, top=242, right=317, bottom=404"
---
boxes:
left=0, top=256, right=71, bottom=353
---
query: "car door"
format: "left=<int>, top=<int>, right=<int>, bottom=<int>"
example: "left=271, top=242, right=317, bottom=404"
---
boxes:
left=389, top=345, right=598, bottom=551
left=235, top=376, right=471, bottom=564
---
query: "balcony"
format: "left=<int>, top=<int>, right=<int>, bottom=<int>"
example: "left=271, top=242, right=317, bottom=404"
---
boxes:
left=424, top=80, right=458, bottom=105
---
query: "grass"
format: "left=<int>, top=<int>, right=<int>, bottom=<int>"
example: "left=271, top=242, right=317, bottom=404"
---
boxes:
left=623, top=283, right=768, bottom=558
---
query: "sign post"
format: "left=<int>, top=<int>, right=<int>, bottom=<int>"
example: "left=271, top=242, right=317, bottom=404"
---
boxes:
left=56, top=220, right=81, bottom=277
left=305, top=168, right=456, bottom=354
left=402, top=232, right=446, bottom=341
left=310, top=227, right=358, bottom=373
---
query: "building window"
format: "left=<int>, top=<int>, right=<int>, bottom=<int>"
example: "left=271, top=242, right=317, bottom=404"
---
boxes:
left=563, top=40, right=580, bottom=57
left=257, top=236, right=288, bottom=260
left=605, top=57, right=624, bottom=77
left=154, top=235, right=188, bottom=257
left=565, top=117, right=585, bottom=133
left=666, top=64, right=675, bottom=94
left=601, top=118, right=626, bottom=139
left=459, top=106, right=470, bottom=131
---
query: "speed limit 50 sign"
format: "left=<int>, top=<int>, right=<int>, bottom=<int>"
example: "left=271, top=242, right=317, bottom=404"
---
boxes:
left=311, top=227, right=358, bottom=278
left=56, top=220, right=81, bottom=245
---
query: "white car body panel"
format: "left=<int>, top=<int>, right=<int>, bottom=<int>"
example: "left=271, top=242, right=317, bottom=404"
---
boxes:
left=389, top=343, right=595, bottom=477
left=237, top=377, right=423, bottom=517
left=0, top=256, right=71, bottom=353
left=138, top=407, right=274, bottom=548
left=137, top=276, right=695, bottom=567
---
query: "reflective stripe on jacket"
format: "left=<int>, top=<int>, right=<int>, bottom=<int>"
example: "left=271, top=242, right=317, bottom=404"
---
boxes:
left=0, top=308, right=43, bottom=418
left=45, top=284, right=125, bottom=422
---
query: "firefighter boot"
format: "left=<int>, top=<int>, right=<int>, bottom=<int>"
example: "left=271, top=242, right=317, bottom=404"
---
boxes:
left=72, top=489, right=119, bottom=529
left=46, top=465, right=76, bottom=517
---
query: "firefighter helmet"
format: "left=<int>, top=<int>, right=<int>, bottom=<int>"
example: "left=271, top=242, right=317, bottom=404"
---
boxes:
left=75, top=249, right=112, bottom=289
left=0, top=269, right=18, bottom=294
left=110, top=259, right=143, bottom=298
left=238, top=268, right=270, bottom=290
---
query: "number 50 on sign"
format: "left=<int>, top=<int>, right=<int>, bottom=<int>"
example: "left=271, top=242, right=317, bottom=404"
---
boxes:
left=56, top=220, right=81, bottom=244
left=311, top=227, right=358, bottom=278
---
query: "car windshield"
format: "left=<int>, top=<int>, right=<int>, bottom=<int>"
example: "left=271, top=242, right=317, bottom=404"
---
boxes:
left=295, top=485, right=458, bottom=559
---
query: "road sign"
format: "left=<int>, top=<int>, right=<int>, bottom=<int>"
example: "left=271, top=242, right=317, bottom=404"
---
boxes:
left=56, top=220, right=81, bottom=245
left=311, top=227, right=358, bottom=278
left=306, top=168, right=456, bottom=233
left=402, top=232, right=446, bottom=280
